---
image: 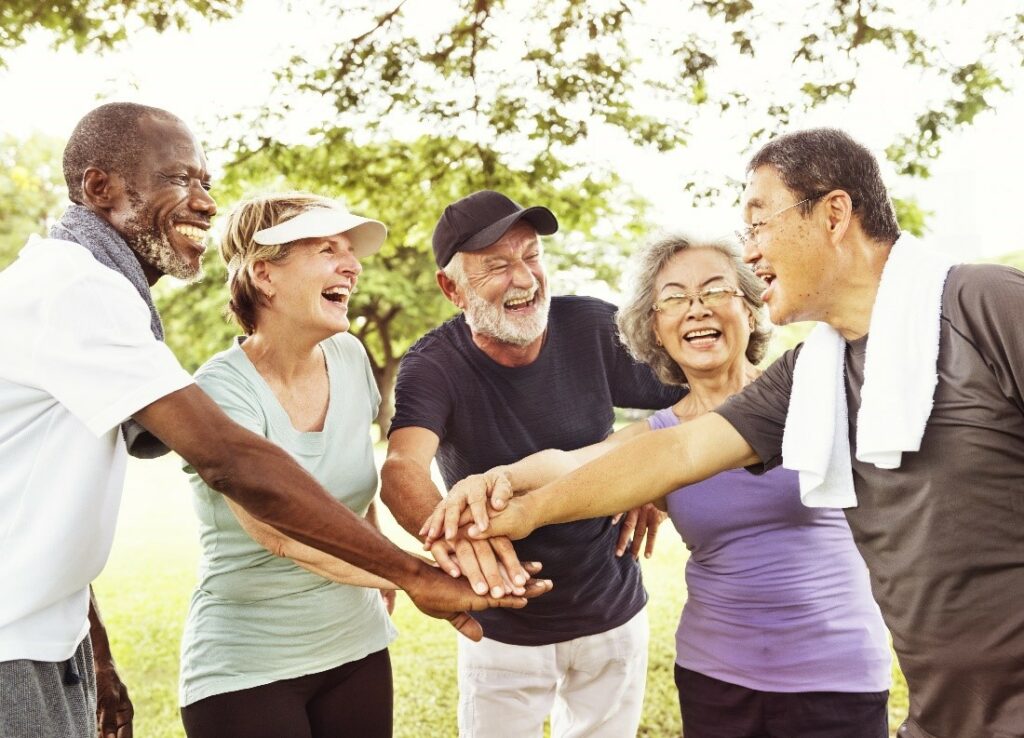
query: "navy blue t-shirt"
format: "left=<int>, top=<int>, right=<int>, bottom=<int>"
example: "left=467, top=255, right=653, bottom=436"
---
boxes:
left=390, top=296, right=683, bottom=645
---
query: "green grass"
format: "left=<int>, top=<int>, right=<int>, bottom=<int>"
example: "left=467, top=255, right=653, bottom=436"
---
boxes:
left=94, top=453, right=908, bottom=737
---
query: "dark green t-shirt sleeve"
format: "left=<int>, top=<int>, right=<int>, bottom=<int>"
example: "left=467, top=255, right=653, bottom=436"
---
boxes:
left=716, top=345, right=801, bottom=472
left=941, top=263, right=1024, bottom=416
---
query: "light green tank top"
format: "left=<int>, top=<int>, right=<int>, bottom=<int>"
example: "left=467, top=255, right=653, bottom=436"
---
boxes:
left=179, top=333, right=397, bottom=706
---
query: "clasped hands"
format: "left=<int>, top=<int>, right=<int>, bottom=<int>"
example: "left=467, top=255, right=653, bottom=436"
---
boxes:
left=418, top=467, right=665, bottom=598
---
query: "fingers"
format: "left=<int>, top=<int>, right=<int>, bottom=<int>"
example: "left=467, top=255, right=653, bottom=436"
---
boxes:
left=447, top=612, right=483, bottom=641
left=643, top=508, right=666, bottom=559
left=521, top=577, right=553, bottom=600
left=490, top=536, right=528, bottom=588
left=489, top=472, right=513, bottom=511
left=615, top=508, right=639, bottom=557
left=452, top=537, right=504, bottom=597
left=630, top=509, right=650, bottom=560
left=420, top=501, right=446, bottom=544
left=429, top=541, right=462, bottom=578
left=465, top=478, right=492, bottom=538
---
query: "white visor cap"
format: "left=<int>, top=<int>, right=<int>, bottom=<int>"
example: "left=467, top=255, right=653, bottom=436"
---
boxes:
left=252, top=204, right=387, bottom=257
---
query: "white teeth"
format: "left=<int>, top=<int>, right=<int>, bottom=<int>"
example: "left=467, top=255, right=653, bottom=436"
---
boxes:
left=174, top=224, right=206, bottom=242
left=685, top=329, right=719, bottom=339
left=505, top=294, right=534, bottom=308
left=322, top=286, right=350, bottom=296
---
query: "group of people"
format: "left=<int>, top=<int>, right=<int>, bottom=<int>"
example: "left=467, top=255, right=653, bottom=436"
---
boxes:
left=0, top=101, right=1020, bottom=738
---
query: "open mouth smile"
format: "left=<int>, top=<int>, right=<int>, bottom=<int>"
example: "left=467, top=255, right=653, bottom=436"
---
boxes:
left=684, top=328, right=722, bottom=347
left=504, top=292, right=538, bottom=312
left=321, top=285, right=353, bottom=306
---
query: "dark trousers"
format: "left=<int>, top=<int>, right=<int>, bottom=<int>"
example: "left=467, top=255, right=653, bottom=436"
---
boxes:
left=181, top=648, right=393, bottom=738
left=675, top=664, right=888, bottom=738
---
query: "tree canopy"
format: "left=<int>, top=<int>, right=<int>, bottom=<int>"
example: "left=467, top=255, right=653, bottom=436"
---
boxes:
left=0, top=0, right=241, bottom=66
left=5, top=0, right=1023, bottom=431
left=0, top=133, right=65, bottom=269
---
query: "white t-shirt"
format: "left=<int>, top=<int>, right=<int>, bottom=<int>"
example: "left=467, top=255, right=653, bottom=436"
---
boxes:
left=0, top=237, right=192, bottom=662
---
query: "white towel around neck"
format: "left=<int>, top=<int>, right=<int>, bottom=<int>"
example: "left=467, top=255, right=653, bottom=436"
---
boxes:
left=780, top=233, right=957, bottom=507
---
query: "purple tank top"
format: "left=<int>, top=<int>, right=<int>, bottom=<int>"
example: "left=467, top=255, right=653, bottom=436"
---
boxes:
left=649, top=407, right=890, bottom=692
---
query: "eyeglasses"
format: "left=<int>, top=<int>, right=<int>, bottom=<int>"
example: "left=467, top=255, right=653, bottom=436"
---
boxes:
left=735, top=192, right=829, bottom=246
left=652, top=286, right=742, bottom=316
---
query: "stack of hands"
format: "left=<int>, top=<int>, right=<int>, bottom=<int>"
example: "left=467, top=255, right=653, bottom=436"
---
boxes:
left=418, top=466, right=666, bottom=598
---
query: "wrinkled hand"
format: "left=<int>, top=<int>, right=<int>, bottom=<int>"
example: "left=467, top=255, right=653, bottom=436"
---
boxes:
left=94, top=664, right=133, bottom=738
left=420, top=468, right=514, bottom=546
left=424, top=529, right=531, bottom=599
left=612, top=503, right=667, bottom=560
left=464, top=495, right=538, bottom=543
left=406, top=565, right=552, bottom=641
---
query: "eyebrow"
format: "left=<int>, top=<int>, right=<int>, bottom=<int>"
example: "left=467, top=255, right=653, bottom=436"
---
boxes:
left=658, top=274, right=730, bottom=294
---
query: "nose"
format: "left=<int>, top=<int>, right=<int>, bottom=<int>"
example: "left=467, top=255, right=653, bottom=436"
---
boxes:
left=741, top=237, right=760, bottom=265
left=509, top=260, right=536, bottom=289
left=339, top=250, right=362, bottom=276
left=684, top=295, right=712, bottom=320
left=189, top=183, right=217, bottom=217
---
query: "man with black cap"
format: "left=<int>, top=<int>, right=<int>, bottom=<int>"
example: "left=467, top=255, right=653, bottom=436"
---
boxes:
left=381, top=190, right=681, bottom=737
left=0, top=108, right=544, bottom=738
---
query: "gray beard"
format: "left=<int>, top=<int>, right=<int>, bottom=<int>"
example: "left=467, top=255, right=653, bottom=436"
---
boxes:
left=129, top=228, right=202, bottom=282
left=462, top=285, right=550, bottom=346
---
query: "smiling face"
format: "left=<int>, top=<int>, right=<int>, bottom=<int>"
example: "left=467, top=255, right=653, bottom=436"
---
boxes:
left=257, top=232, right=362, bottom=338
left=740, top=165, right=834, bottom=325
left=108, top=115, right=216, bottom=282
left=652, top=248, right=753, bottom=381
left=448, top=222, right=550, bottom=346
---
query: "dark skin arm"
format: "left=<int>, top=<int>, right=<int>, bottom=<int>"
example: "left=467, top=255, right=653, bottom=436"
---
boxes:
left=133, top=385, right=550, bottom=638
left=89, top=587, right=133, bottom=738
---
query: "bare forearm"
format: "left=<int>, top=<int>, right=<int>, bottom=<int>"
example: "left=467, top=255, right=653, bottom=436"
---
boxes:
left=88, top=586, right=115, bottom=666
left=529, top=413, right=758, bottom=526
left=226, top=498, right=397, bottom=589
left=380, top=457, right=444, bottom=536
left=503, top=448, right=594, bottom=493
left=205, top=438, right=425, bottom=589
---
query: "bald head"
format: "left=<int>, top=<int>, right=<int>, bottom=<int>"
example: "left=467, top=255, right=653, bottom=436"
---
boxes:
left=63, top=102, right=183, bottom=204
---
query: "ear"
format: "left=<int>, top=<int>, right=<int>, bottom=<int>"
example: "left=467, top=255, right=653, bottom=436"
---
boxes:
left=80, top=167, right=123, bottom=211
left=251, top=260, right=275, bottom=300
left=822, top=190, right=855, bottom=245
left=436, top=269, right=465, bottom=309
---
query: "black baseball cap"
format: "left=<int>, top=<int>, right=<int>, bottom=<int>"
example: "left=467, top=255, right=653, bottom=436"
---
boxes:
left=432, top=190, right=559, bottom=268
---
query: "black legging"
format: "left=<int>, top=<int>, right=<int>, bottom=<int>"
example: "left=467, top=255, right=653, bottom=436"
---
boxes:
left=180, top=649, right=392, bottom=738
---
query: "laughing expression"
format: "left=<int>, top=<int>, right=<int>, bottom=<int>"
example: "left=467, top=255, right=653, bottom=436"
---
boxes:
left=456, top=223, right=550, bottom=347
left=261, top=232, right=362, bottom=337
left=111, top=115, right=216, bottom=283
left=653, top=248, right=752, bottom=380
left=740, top=166, right=833, bottom=325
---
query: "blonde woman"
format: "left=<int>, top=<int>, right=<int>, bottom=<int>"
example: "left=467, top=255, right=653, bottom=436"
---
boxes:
left=179, top=192, right=403, bottom=737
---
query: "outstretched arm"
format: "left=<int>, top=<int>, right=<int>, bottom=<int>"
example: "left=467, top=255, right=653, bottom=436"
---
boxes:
left=423, top=421, right=652, bottom=543
left=133, top=385, right=550, bottom=640
left=473, top=413, right=759, bottom=541
left=224, top=498, right=397, bottom=590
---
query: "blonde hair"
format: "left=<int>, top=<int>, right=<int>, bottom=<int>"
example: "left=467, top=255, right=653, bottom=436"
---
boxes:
left=220, top=191, right=338, bottom=334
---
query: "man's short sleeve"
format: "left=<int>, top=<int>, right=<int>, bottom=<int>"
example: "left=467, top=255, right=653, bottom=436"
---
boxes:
left=943, top=264, right=1024, bottom=414
left=31, top=272, right=191, bottom=437
left=716, top=346, right=800, bottom=471
left=389, top=346, right=453, bottom=439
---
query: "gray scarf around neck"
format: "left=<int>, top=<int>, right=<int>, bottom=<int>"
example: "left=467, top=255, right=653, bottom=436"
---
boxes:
left=50, top=203, right=170, bottom=458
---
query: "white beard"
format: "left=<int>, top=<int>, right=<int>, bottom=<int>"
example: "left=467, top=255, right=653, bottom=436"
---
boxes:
left=462, top=282, right=550, bottom=346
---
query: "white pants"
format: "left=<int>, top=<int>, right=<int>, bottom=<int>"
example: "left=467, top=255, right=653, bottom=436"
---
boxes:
left=457, top=608, right=649, bottom=738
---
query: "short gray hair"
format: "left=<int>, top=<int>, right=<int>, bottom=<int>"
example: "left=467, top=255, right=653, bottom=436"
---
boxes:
left=616, top=235, right=772, bottom=386
left=747, top=128, right=900, bottom=244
